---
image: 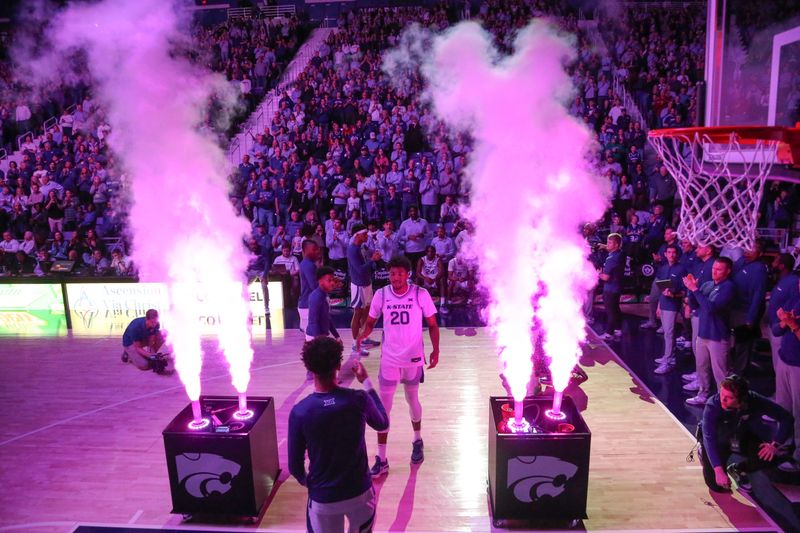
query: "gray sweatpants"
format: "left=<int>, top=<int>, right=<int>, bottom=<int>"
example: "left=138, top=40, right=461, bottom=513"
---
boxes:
left=661, top=310, right=677, bottom=360
left=695, top=336, right=730, bottom=398
left=307, top=487, right=375, bottom=533
left=648, top=280, right=660, bottom=323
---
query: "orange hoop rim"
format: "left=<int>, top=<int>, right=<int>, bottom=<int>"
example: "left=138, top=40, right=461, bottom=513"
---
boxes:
left=648, top=125, right=800, bottom=145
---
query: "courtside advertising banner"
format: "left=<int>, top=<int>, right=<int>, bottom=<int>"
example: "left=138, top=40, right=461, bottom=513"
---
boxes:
left=65, top=281, right=282, bottom=337
left=0, top=284, right=67, bottom=336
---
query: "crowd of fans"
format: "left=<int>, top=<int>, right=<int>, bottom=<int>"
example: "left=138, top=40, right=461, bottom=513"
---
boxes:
left=1, top=0, right=798, bottom=305
left=0, top=12, right=308, bottom=277
left=599, top=5, right=706, bottom=131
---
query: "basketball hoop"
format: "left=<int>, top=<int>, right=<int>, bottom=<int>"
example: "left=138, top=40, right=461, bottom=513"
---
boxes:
left=648, top=126, right=800, bottom=250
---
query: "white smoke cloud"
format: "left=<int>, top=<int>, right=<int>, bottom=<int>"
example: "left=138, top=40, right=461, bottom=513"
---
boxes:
left=15, top=0, right=254, bottom=400
left=386, top=20, right=608, bottom=399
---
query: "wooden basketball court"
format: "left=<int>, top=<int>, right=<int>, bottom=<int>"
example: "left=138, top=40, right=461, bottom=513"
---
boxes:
left=0, top=328, right=776, bottom=532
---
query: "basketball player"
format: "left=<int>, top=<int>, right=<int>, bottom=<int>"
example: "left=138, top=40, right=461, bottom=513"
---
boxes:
left=297, top=239, right=320, bottom=334
left=356, top=255, right=440, bottom=476
left=415, top=245, right=445, bottom=301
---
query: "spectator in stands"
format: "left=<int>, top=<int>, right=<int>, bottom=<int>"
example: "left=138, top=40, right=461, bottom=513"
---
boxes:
left=84, top=248, right=110, bottom=276
left=419, top=168, right=440, bottom=223
left=650, top=166, right=678, bottom=222
left=383, top=184, right=402, bottom=230
left=326, top=218, right=349, bottom=272
left=44, top=190, right=65, bottom=235
left=684, top=257, right=735, bottom=405
left=285, top=211, right=304, bottom=241
left=49, top=231, right=68, bottom=260
left=19, top=230, right=35, bottom=257
left=273, top=242, right=300, bottom=275
left=431, top=225, right=456, bottom=265
left=400, top=170, right=419, bottom=220
left=398, top=206, right=428, bottom=268
left=0, top=230, right=20, bottom=270
left=110, top=248, right=132, bottom=276
left=377, top=220, right=399, bottom=261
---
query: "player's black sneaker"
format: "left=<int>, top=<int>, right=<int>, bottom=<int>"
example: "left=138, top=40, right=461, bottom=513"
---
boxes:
left=411, top=439, right=424, bottom=464
left=121, top=351, right=128, bottom=363
left=370, top=456, right=389, bottom=477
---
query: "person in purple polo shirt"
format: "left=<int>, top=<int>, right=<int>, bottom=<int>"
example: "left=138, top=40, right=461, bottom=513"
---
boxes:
left=684, top=257, right=735, bottom=405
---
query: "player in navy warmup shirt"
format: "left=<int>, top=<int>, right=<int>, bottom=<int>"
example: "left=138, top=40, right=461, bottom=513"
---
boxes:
left=599, top=233, right=625, bottom=341
left=298, top=240, right=321, bottom=335
left=306, top=266, right=341, bottom=341
left=288, top=337, right=388, bottom=533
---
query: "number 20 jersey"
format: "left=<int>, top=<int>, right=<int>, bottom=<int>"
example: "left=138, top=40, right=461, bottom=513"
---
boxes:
left=369, top=284, right=437, bottom=368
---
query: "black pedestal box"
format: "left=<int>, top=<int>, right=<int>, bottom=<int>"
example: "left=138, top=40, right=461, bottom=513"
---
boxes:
left=488, top=395, right=590, bottom=526
left=163, top=395, right=280, bottom=517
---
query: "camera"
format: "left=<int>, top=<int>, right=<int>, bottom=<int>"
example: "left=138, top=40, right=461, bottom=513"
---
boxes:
left=148, top=353, right=169, bottom=374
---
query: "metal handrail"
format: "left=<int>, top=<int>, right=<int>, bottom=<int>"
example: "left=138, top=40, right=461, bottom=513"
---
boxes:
left=259, top=5, right=296, bottom=18
left=17, top=130, right=34, bottom=151
left=43, top=116, right=58, bottom=133
left=227, top=28, right=333, bottom=165
left=227, top=7, right=255, bottom=21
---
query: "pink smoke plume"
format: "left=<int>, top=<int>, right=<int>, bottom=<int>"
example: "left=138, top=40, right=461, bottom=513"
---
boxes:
left=386, top=21, right=607, bottom=401
left=18, top=0, right=254, bottom=400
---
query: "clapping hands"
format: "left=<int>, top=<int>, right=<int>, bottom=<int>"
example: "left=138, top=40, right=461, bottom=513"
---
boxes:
left=777, top=307, right=799, bottom=330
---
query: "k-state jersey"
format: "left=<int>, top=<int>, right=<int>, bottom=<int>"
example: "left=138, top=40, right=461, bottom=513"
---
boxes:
left=369, top=284, right=437, bottom=367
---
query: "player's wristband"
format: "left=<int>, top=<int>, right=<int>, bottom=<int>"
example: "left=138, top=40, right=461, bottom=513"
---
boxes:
left=363, top=378, right=374, bottom=391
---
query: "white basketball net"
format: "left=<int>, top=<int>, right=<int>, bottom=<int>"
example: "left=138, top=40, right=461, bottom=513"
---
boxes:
left=649, top=131, right=778, bottom=250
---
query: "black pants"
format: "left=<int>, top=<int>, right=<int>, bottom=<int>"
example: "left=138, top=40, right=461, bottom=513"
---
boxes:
left=603, top=290, right=621, bottom=332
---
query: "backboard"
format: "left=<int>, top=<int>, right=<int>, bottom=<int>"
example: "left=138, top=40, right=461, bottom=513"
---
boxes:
left=703, top=0, right=800, bottom=180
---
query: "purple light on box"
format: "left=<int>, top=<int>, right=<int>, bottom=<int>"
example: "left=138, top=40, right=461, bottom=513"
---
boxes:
left=507, top=417, right=532, bottom=434
left=188, top=418, right=210, bottom=430
left=545, top=409, right=567, bottom=421
left=233, top=409, right=254, bottom=421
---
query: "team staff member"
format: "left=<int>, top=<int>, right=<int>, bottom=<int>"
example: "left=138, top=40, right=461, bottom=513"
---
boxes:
left=357, top=256, right=439, bottom=476
left=599, top=233, right=625, bottom=341
left=288, top=337, right=389, bottom=533
left=684, top=257, right=735, bottom=405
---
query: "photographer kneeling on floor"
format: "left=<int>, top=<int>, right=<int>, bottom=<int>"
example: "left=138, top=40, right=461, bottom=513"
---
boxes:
left=121, top=309, right=172, bottom=374
left=700, top=374, right=799, bottom=532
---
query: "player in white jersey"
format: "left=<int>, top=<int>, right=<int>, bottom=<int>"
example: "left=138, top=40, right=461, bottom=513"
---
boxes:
left=356, top=255, right=440, bottom=477
left=416, top=245, right=445, bottom=300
